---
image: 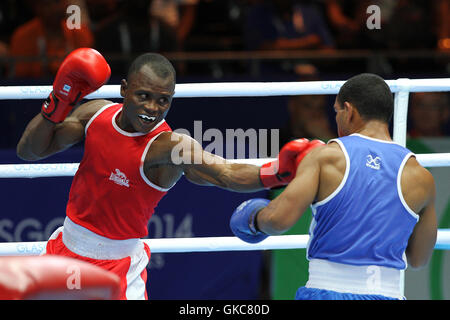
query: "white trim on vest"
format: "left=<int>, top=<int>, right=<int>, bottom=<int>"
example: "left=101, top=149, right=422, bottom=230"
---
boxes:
left=85, top=103, right=118, bottom=135
left=311, top=139, right=350, bottom=209
left=139, top=131, right=175, bottom=192
left=397, top=152, right=420, bottom=221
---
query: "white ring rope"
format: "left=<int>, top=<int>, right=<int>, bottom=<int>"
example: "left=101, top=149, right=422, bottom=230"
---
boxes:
left=2, top=153, right=450, bottom=178
left=1, top=78, right=450, bottom=257
left=2, top=229, right=450, bottom=256
left=1, top=78, right=450, bottom=100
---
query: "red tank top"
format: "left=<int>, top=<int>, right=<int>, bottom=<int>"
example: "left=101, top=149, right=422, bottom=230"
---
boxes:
left=66, top=103, right=173, bottom=239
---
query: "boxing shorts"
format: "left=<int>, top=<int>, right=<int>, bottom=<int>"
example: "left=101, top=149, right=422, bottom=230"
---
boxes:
left=295, top=259, right=405, bottom=300
left=44, top=217, right=150, bottom=300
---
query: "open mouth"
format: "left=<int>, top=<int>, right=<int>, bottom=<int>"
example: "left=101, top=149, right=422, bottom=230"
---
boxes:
left=138, top=114, right=157, bottom=123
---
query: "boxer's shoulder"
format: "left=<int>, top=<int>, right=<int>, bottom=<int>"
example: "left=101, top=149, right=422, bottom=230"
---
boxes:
left=313, top=141, right=344, bottom=164
left=70, top=99, right=115, bottom=126
left=141, top=130, right=178, bottom=165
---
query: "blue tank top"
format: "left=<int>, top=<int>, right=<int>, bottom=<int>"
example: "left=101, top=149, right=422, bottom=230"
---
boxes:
left=306, top=134, right=419, bottom=270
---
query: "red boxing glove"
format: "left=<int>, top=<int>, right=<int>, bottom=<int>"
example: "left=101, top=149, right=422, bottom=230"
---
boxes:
left=259, top=138, right=310, bottom=189
left=295, top=139, right=325, bottom=168
left=41, top=48, right=111, bottom=123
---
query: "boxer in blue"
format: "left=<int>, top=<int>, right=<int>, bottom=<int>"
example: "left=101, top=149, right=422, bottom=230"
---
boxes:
left=230, top=73, right=438, bottom=300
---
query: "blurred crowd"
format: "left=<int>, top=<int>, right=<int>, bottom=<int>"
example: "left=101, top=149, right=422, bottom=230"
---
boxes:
left=280, top=90, right=450, bottom=146
left=0, top=0, right=449, bottom=147
left=0, top=0, right=449, bottom=78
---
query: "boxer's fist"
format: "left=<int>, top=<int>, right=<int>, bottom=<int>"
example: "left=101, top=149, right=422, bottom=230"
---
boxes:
left=295, top=139, right=325, bottom=168
left=259, top=138, right=310, bottom=189
left=41, top=48, right=111, bottom=123
left=230, top=198, right=270, bottom=243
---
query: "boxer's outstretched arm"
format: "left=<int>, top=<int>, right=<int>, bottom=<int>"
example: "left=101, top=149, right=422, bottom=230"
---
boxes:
left=17, top=99, right=111, bottom=161
left=184, top=158, right=264, bottom=193
left=176, top=134, right=264, bottom=192
left=148, top=132, right=316, bottom=192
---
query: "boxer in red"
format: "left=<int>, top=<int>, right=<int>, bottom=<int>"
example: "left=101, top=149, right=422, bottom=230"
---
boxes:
left=17, top=48, right=322, bottom=299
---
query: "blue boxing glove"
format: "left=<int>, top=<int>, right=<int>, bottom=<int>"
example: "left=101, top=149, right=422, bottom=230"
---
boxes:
left=230, top=198, right=270, bottom=243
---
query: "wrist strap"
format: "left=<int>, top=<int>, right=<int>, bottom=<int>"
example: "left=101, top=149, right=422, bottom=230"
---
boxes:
left=41, top=92, right=59, bottom=121
left=260, top=161, right=290, bottom=189
left=248, top=206, right=267, bottom=235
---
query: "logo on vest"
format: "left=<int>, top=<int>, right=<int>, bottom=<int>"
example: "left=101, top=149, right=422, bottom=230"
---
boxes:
left=109, top=169, right=130, bottom=187
left=366, top=155, right=381, bottom=170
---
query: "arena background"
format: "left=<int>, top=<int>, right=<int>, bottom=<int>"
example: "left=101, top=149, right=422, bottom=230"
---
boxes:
left=0, top=0, right=449, bottom=300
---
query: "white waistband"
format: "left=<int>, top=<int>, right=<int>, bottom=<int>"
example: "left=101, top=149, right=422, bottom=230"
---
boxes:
left=306, top=259, right=404, bottom=299
left=62, top=217, right=143, bottom=260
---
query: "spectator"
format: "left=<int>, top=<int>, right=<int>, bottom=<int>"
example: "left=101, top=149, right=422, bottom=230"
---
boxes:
left=9, top=0, right=93, bottom=78
left=280, top=94, right=335, bottom=146
left=326, top=0, right=436, bottom=50
left=149, top=0, right=199, bottom=75
left=0, top=1, right=35, bottom=76
left=408, top=92, right=450, bottom=138
left=185, top=0, right=246, bottom=52
left=89, top=0, right=197, bottom=54
left=244, top=0, right=334, bottom=76
left=88, top=0, right=150, bottom=55
left=379, top=0, right=435, bottom=50
left=244, top=0, right=334, bottom=51
left=325, top=0, right=370, bottom=49
left=436, top=0, right=450, bottom=52
left=86, top=0, right=134, bottom=76
left=0, top=1, right=34, bottom=44
left=149, top=0, right=198, bottom=52
left=88, top=0, right=191, bottom=76
left=0, top=41, right=7, bottom=77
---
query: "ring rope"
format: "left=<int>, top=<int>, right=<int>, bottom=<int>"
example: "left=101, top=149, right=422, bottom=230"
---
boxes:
left=2, top=153, right=449, bottom=178
left=1, top=78, right=449, bottom=260
left=1, top=78, right=450, bottom=100
left=3, top=229, right=450, bottom=256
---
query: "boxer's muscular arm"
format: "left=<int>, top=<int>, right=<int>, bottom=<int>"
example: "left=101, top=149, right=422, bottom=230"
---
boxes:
left=176, top=133, right=316, bottom=191
left=146, top=132, right=315, bottom=192
left=17, top=99, right=112, bottom=161
left=403, top=159, right=438, bottom=269
left=182, top=139, right=262, bottom=192
left=173, top=132, right=264, bottom=192
left=146, top=132, right=264, bottom=192
left=17, top=48, right=111, bottom=161
left=183, top=155, right=263, bottom=193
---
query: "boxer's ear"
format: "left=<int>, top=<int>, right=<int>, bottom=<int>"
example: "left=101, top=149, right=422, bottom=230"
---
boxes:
left=120, top=79, right=128, bottom=98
